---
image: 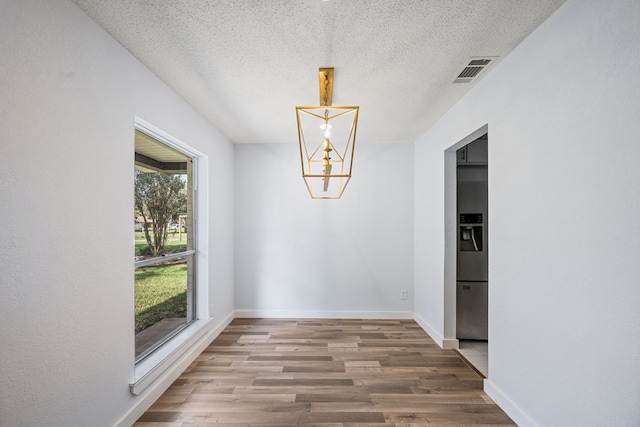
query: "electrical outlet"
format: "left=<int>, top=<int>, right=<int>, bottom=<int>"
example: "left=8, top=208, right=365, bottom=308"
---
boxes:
left=400, top=289, right=408, bottom=300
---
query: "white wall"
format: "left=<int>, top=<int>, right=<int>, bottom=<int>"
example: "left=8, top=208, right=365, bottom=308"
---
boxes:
left=414, top=0, right=640, bottom=425
left=0, top=1, right=234, bottom=426
left=235, top=143, right=414, bottom=318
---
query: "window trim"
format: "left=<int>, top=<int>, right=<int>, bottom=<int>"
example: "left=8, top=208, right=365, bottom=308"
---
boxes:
left=131, top=117, right=209, bottom=394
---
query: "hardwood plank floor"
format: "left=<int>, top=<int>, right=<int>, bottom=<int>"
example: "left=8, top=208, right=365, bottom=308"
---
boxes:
left=134, top=319, right=515, bottom=426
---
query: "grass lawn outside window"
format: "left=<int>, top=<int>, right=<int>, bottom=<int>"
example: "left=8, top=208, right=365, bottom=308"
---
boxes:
left=134, top=263, right=187, bottom=333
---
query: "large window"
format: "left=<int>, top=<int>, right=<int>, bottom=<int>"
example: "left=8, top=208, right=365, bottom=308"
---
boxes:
left=134, top=129, right=196, bottom=362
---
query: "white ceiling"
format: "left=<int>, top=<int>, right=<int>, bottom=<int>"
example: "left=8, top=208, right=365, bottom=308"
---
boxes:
left=73, top=0, right=566, bottom=144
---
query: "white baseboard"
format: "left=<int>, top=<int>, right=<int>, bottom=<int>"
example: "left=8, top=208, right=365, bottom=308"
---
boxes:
left=116, top=312, right=234, bottom=427
left=484, top=379, right=539, bottom=427
left=441, top=338, right=459, bottom=349
left=234, top=310, right=414, bottom=319
left=413, top=313, right=458, bottom=349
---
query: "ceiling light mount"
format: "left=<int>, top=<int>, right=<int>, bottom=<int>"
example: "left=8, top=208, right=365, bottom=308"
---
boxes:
left=319, top=68, right=334, bottom=106
left=297, top=68, right=359, bottom=199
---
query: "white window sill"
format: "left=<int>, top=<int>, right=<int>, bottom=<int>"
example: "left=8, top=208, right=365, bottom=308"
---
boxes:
left=130, top=318, right=213, bottom=395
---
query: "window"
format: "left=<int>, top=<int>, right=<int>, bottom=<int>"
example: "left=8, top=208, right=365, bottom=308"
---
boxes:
left=134, top=128, right=196, bottom=362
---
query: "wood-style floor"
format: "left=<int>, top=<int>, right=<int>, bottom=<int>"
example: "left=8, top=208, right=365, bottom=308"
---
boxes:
left=134, top=319, right=515, bottom=426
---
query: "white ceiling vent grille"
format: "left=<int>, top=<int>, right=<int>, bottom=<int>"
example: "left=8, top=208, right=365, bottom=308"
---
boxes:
left=454, top=58, right=495, bottom=83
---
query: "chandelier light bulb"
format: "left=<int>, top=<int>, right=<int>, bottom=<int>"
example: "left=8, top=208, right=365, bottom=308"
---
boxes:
left=320, top=122, right=332, bottom=138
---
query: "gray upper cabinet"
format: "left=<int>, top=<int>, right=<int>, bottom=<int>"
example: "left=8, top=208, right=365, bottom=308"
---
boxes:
left=457, top=136, right=487, bottom=165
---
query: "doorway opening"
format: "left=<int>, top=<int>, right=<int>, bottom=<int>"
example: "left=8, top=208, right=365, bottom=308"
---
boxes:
left=455, top=134, right=488, bottom=376
left=443, top=125, right=488, bottom=377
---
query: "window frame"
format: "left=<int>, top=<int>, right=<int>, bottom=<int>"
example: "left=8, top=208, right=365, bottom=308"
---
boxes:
left=133, top=137, right=196, bottom=363
left=131, top=117, right=209, bottom=395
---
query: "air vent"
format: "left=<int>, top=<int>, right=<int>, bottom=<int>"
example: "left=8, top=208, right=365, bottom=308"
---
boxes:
left=454, top=58, right=495, bottom=84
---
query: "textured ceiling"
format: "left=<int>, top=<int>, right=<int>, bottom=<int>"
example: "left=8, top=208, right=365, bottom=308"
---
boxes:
left=73, top=0, right=566, bottom=144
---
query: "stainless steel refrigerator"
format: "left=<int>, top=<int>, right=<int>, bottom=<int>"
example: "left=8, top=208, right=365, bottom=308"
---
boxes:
left=456, top=166, right=488, bottom=340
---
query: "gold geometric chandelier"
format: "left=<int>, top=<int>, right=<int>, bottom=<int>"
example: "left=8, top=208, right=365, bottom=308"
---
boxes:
left=296, top=68, right=359, bottom=199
